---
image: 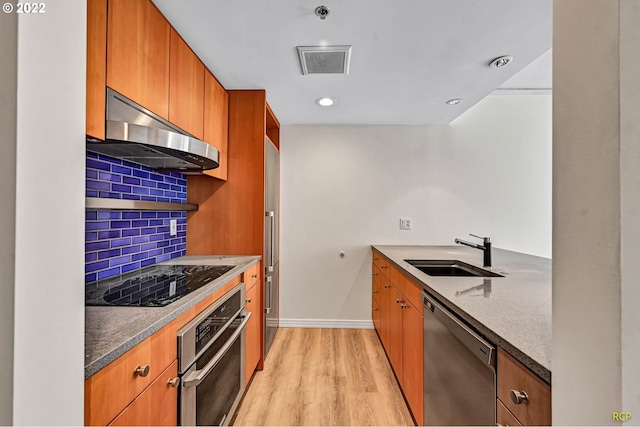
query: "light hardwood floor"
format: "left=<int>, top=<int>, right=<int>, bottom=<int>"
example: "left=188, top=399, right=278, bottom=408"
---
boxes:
left=233, top=328, right=414, bottom=426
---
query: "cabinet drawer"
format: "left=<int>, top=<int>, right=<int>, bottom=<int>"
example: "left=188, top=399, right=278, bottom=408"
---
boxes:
left=497, top=347, right=551, bottom=426
left=243, top=262, right=261, bottom=287
left=110, top=360, right=179, bottom=426
left=372, top=250, right=390, bottom=278
left=85, top=338, right=152, bottom=425
left=497, top=399, right=523, bottom=426
left=389, top=265, right=423, bottom=314
left=372, top=265, right=381, bottom=295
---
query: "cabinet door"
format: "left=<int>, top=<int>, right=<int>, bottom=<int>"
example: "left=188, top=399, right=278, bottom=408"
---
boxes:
left=379, top=280, right=391, bottom=352
left=110, top=360, right=179, bottom=426
left=388, top=287, right=404, bottom=379
left=245, top=283, right=261, bottom=383
left=107, top=0, right=170, bottom=119
left=202, top=71, right=229, bottom=181
left=372, top=297, right=381, bottom=332
left=86, top=0, right=107, bottom=140
left=169, top=28, right=204, bottom=139
left=402, top=303, right=424, bottom=424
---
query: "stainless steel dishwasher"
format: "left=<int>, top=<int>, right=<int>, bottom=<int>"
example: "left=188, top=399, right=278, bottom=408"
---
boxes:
left=423, top=292, right=496, bottom=426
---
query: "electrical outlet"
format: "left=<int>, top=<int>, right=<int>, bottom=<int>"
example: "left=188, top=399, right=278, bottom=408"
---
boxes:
left=170, top=219, right=177, bottom=236
left=400, top=218, right=412, bottom=230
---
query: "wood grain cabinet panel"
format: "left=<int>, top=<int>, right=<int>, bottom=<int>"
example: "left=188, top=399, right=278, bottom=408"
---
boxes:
left=388, top=287, right=404, bottom=379
left=86, top=0, right=107, bottom=140
left=372, top=297, right=381, bottom=333
left=497, top=399, right=523, bottom=426
left=169, top=28, right=204, bottom=139
left=110, top=360, right=179, bottom=426
left=245, top=281, right=261, bottom=383
left=203, top=71, right=229, bottom=181
left=378, top=278, right=391, bottom=351
left=390, top=265, right=423, bottom=314
left=402, top=303, right=424, bottom=424
left=243, top=262, right=261, bottom=288
left=497, top=347, right=551, bottom=426
left=107, top=0, right=170, bottom=119
left=85, top=339, right=152, bottom=425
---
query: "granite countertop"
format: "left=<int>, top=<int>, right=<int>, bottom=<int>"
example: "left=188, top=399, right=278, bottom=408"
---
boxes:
left=85, top=255, right=261, bottom=379
left=373, top=245, right=551, bottom=383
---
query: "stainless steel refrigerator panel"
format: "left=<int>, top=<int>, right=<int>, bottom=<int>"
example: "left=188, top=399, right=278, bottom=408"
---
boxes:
left=264, top=138, right=280, bottom=360
left=264, top=263, right=279, bottom=358
left=265, top=138, right=279, bottom=265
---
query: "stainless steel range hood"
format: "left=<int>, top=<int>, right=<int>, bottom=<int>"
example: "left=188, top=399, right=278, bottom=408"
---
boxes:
left=87, top=88, right=219, bottom=172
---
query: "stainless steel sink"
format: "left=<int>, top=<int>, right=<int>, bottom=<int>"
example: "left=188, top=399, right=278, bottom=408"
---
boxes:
left=404, top=259, right=503, bottom=277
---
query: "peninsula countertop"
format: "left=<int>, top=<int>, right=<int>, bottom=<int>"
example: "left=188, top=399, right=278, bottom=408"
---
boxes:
left=372, top=245, right=551, bottom=383
left=85, top=255, right=261, bottom=379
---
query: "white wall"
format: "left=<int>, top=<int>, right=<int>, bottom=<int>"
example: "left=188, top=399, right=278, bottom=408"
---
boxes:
left=12, top=1, right=86, bottom=424
left=553, top=0, right=640, bottom=424
left=280, top=95, right=551, bottom=324
left=0, top=10, right=17, bottom=426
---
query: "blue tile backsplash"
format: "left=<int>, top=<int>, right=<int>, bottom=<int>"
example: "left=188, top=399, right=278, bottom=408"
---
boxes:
left=85, top=153, right=188, bottom=283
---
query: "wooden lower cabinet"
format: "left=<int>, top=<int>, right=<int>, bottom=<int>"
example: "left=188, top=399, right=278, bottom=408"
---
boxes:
left=497, top=347, right=551, bottom=426
left=110, top=360, right=179, bottom=426
left=245, top=281, right=261, bottom=383
left=497, top=399, right=523, bottom=426
left=372, top=251, right=424, bottom=424
left=401, top=302, right=424, bottom=424
left=388, top=287, right=404, bottom=376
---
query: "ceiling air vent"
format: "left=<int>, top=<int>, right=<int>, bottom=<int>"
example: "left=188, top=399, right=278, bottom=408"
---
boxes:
left=297, top=45, right=352, bottom=75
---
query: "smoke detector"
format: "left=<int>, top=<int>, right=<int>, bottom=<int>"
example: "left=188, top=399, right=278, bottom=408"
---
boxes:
left=297, top=45, right=352, bottom=75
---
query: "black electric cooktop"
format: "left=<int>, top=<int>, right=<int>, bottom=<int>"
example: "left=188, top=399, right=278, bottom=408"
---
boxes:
left=85, top=264, right=236, bottom=307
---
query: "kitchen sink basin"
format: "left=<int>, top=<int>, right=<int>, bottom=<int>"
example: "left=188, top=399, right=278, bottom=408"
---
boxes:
left=404, top=259, right=503, bottom=277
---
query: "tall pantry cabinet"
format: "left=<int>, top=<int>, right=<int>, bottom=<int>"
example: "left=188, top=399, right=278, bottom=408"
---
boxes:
left=187, top=90, right=280, bottom=373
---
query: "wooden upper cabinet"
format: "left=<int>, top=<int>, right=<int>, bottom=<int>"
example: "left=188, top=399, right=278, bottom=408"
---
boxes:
left=86, top=0, right=107, bottom=140
left=107, top=0, right=170, bottom=119
left=169, top=28, right=204, bottom=139
left=202, top=71, right=229, bottom=181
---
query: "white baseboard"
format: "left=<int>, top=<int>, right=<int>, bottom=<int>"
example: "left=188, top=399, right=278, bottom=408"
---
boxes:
left=279, top=318, right=374, bottom=329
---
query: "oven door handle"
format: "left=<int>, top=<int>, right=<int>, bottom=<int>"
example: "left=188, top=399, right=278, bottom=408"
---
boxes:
left=182, top=311, right=252, bottom=388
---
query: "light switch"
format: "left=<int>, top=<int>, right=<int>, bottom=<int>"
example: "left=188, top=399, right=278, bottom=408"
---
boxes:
left=170, top=219, right=177, bottom=236
left=400, top=218, right=412, bottom=230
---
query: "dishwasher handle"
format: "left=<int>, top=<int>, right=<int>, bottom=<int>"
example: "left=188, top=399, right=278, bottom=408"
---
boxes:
left=423, top=292, right=496, bottom=368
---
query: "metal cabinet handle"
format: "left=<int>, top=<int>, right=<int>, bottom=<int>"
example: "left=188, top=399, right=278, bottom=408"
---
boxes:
left=396, top=298, right=401, bottom=303
left=384, top=284, right=390, bottom=288
left=380, top=265, right=387, bottom=269
left=246, top=298, right=252, bottom=303
left=167, top=377, right=180, bottom=388
left=134, top=365, right=150, bottom=377
left=252, top=274, right=258, bottom=278
left=372, top=307, right=378, bottom=311
left=372, top=290, right=379, bottom=294
left=400, top=304, right=407, bottom=309
left=510, top=390, right=529, bottom=405
left=372, top=272, right=378, bottom=276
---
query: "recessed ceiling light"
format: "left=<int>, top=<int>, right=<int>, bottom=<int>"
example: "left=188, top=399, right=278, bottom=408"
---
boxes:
left=489, top=55, right=514, bottom=68
left=446, top=98, right=463, bottom=105
left=316, top=97, right=336, bottom=107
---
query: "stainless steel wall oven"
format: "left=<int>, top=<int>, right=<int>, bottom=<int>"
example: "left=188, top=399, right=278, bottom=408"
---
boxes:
left=177, top=283, right=250, bottom=426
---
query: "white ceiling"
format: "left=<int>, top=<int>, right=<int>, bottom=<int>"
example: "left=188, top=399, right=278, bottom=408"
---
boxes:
left=153, top=0, right=552, bottom=125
